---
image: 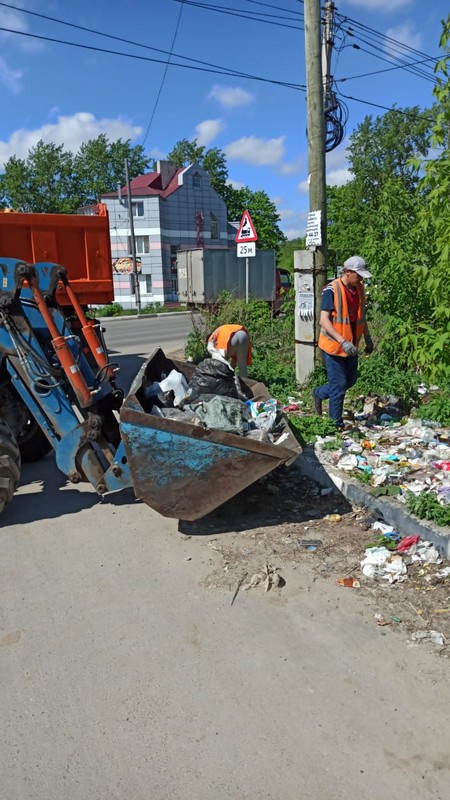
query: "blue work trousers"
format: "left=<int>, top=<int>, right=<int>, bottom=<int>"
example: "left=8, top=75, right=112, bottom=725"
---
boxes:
left=315, top=351, right=358, bottom=425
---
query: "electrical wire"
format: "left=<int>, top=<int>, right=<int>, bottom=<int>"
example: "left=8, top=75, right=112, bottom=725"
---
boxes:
left=0, top=1, right=283, bottom=87
left=337, top=52, right=442, bottom=84
left=141, top=0, right=184, bottom=147
left=0, top=25, right=305, bottom=91
left=172, top=0, right=303, bottom=29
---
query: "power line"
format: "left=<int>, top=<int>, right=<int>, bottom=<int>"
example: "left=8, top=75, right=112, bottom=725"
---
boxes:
left=0, top=1, right=297, bottom=79
left=337, top=52, right=441, bottom=84
left=141, top=0, right=184, bottom=147
left=336, top=89, right=436, bottom=124
left=172, top=0, right=303, bottom=29
left=0, top=25, right=305, bottom=91
left=243, top=0, right=303, bottom=16
left=335, top=11, right=437, bottom=63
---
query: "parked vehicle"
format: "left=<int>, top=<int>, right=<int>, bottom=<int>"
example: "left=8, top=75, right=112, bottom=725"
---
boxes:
left=177, top=248, right=291, bottom=312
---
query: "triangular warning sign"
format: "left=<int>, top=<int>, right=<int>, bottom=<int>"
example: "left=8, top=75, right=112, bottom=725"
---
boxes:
left=235, top=210, right=258, bottom=243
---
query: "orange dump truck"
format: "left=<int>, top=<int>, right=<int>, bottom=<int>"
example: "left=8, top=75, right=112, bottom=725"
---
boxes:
left=0, top=205, right=113, bottom=306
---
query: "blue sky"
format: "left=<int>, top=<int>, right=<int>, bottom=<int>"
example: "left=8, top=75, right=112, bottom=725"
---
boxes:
left=0, top=0, right=448, bottom=238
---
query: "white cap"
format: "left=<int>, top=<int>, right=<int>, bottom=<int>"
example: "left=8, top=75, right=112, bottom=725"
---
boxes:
left=343, top=255, right=372, bottom=279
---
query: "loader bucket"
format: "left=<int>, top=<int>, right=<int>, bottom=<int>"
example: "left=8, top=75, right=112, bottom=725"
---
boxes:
left=119, top=349, right=302, bottom=521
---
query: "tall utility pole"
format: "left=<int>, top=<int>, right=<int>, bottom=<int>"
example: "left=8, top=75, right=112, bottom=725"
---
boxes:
left=304, top=0, right=328, bottom=341
left=124, top=157, right=142, bottom=313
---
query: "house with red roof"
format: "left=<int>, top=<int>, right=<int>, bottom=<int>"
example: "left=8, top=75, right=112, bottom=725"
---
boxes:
left=101, top=160, right=229, bottom=308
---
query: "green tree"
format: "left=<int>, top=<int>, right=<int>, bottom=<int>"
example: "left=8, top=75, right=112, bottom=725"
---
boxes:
left=277, top=237, right=305, bottom=271
left=0, top=141, right=76, bottom=212
left=167, top=138, right=229, bottom=195
left=0, top=136, right=149, bottom=213
left=327, top=106, right=434, bottom=265
left=73, top=135, right=149, bottom=206
left=397, top=16, right=450, bottom=383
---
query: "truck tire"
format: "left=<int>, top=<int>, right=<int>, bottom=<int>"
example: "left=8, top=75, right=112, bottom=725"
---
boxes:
left=16, top=416, right=53, bottom=463
left=0, top=418, right=21, bottom=516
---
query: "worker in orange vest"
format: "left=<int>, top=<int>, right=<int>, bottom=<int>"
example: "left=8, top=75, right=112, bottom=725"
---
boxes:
left=313, top=256, right=374, bottom=428
left=207, top=324, right=252, bottom=378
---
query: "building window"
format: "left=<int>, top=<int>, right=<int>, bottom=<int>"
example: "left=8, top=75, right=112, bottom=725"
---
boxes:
left=130, top=274, right=136, bottom=295
left=128, top=235, right=149, bottom=254
left=210, top=213, right=219, bottom=240
left=133, top=201, right=144, bottom=217
left=145, top=275, right=152, bottom=293
left=170, top=245, right=179, bottom=273
left=192, top=172, right=201, bottom=189
left=124, top=200, right=144, bottom=217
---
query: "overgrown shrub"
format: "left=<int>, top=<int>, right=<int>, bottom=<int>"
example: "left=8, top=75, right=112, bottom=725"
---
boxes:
left=95, top=302, right=124, bottom=317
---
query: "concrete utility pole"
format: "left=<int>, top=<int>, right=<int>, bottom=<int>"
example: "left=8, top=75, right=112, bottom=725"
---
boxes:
left=304, top=0, right=327, bottom=336
left=124, top=157, right=142, bottom=313
left=295, top=0, right=329, bottom=384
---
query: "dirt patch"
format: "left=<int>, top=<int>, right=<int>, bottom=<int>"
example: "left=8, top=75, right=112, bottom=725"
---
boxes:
left=181, top=466, right=450, bottom=655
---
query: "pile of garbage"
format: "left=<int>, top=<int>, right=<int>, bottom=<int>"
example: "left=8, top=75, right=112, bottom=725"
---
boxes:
left=143, top=359, right=288, bottom=443
left=315, top=397, right=450, bottom=510
left=359, top=522, right=445, bottom=584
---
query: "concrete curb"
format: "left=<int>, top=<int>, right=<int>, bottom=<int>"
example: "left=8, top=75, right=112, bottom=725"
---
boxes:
left=294, top=446, right=450, bottom=558
left=98, top=311, right=192, bottom=322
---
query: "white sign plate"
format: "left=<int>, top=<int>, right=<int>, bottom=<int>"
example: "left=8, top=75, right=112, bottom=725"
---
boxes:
left=237, top=242, right=256, bottom=258
left=305, top=209, right=322, bottom=247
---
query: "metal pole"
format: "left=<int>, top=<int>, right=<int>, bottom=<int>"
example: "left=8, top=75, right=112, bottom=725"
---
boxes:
left=124, top=157, right=142, bottom=313
left=304, top=0, right=328, bottom=349
left=245, top=257, right=249, bottom=304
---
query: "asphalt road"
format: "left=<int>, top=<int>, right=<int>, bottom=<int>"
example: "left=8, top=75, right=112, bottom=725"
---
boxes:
left=1, top=323, right=450, bottom=799
left=101, top=313, right=194, bottom=356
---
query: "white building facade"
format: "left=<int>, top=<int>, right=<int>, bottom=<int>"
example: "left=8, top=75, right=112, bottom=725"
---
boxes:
left=101, top=160, right=229, bottom=309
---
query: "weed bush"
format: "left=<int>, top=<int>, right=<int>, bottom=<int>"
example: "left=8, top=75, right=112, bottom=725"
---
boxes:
left=416, top=390, right=450, bottom=426
left=288, top=413, right=337, bottom=445
left=95, top=302, right=125, bottom=317
left=406, top=491, right=450, bottom=527
left=184, top=293, right=299, bottom=399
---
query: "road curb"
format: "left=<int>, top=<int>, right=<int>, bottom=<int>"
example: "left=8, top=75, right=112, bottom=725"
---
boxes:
left=293, top=446, right=450, bottom=558
left=99, top=311, right=192, bottom=322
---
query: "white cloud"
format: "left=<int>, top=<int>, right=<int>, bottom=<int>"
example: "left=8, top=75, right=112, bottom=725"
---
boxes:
left=278, top=156, right=303, bottom=176
left=278, top=208, right=295, bottom=220
left=0, top=6, right=44, bottom=53
left=0, top=56, right=23, bottom=94
left=385, top=21, right=422, bottom=51
left=194, top=119, right=224, bottom=146
left=0, top=113, right=142, bottom=167
left=148, top=146, right=166, bottom=160
left=342, top=0, right=412, bottom=11
left=327, top=167, right=351, bottom=186
left=227, top=178, right=245, bottom=190
left=208, top=85, right=255, bottom=108
left=298, top=179, right=309, bottom=194
left=225, top=135, right=286, bottom=166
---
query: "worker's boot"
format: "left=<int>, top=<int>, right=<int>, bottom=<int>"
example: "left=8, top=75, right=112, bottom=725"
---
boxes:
left=313, top=390, right=322, bottom=416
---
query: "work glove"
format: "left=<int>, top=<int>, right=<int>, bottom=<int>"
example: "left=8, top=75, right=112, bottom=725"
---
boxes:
left=364, top=334, right=374, bottom=354
left=341, top=339, right=358, bottom=357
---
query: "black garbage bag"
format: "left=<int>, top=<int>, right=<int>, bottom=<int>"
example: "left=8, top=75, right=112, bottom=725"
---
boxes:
left=186, top=359, right=239, bottom=402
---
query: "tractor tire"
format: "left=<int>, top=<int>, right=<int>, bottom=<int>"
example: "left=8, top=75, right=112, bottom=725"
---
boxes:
left=0, top=418, right=21, bottom=516
left=16, top=416, right=53, bottom=463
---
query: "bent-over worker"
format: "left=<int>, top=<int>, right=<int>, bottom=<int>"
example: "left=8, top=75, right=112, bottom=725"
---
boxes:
left=313, top=256, right=374, bottom=428
left=207, top=324, right=252, bottom=378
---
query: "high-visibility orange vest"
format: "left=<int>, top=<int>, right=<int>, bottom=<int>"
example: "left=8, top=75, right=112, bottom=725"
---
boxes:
left=318, top=278, right=366, bottom=357
left=208, top=324, right=252, bottom=366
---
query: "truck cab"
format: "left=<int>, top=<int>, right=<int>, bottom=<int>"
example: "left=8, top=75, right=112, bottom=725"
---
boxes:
left=274, top=268, right=292, bottom=314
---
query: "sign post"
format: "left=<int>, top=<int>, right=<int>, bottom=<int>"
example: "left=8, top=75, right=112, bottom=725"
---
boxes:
left=235, top=210, right=258, bottom=303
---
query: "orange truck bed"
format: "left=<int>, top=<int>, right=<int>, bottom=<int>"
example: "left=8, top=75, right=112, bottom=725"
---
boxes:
left=0, top=206, right=113, bottom=306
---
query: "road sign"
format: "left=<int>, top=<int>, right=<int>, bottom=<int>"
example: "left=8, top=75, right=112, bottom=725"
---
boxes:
left=237, top=242, right=256, bottom=258
left=235, top=210, right=258, bottom=243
